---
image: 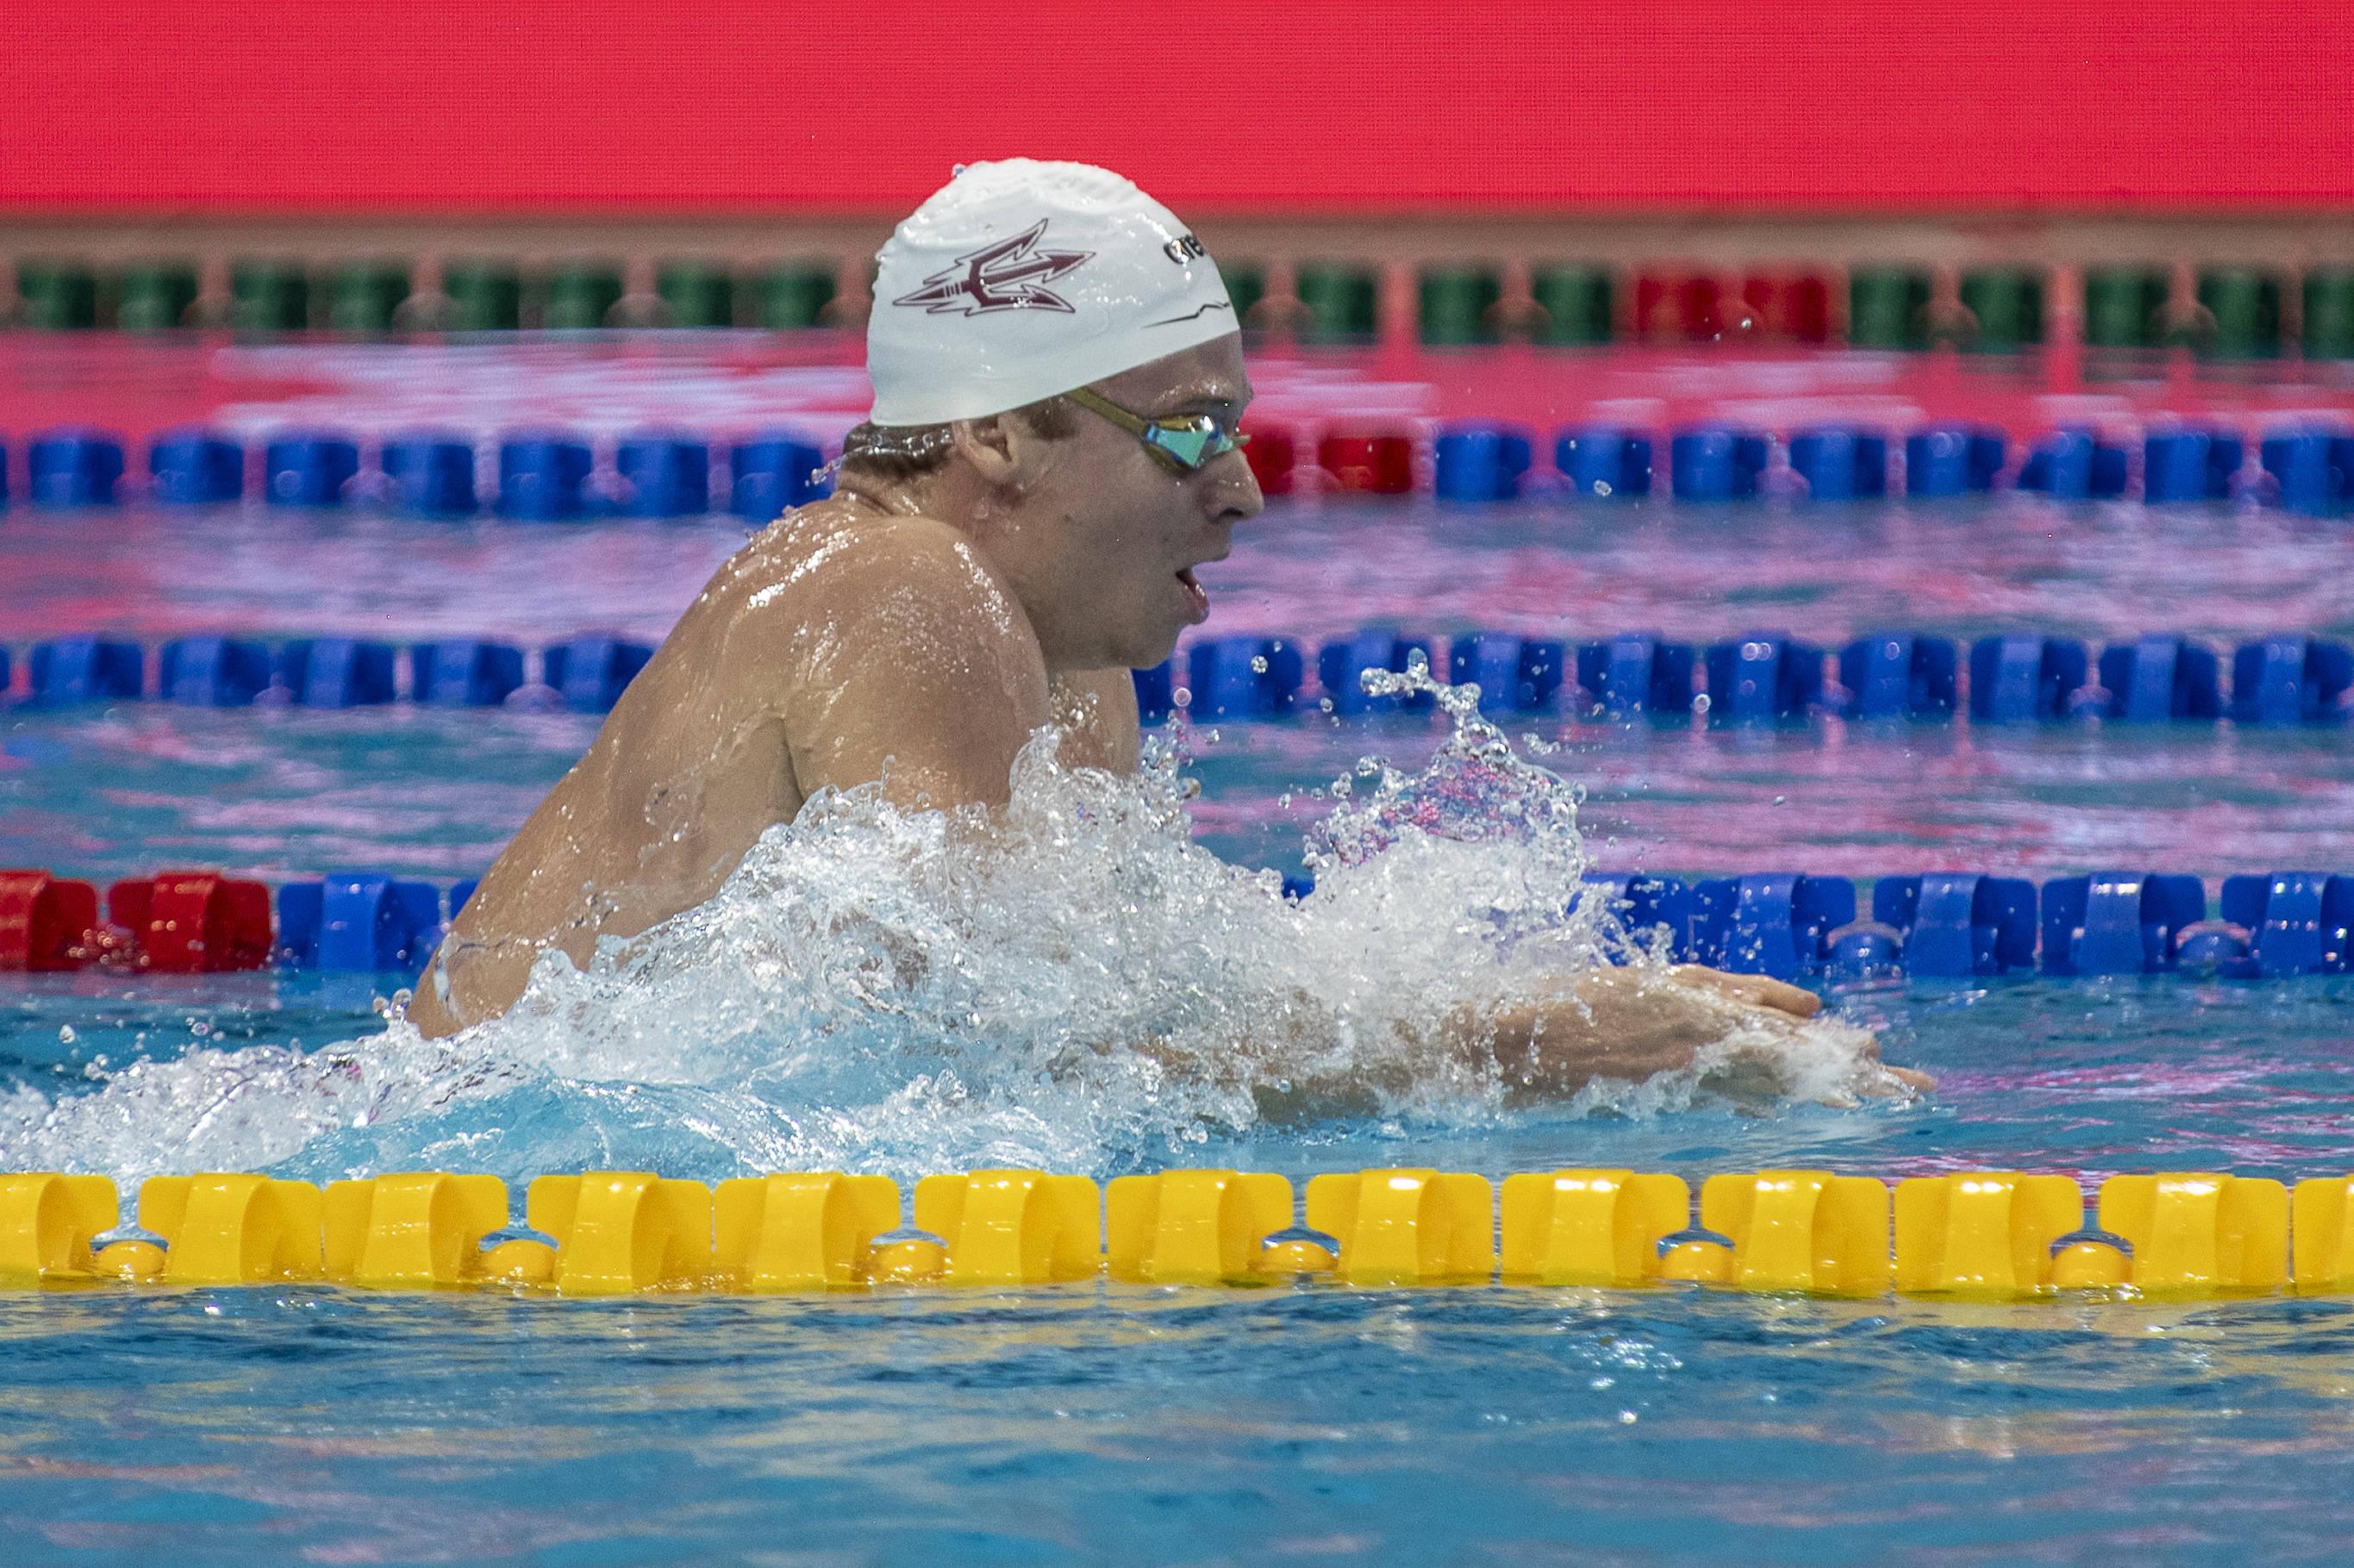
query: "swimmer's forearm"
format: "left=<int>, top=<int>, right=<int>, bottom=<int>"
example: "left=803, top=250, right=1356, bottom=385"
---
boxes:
left=1424, top=966, right=1828, bottom=1096
left=1439, top=968, right=1734, bottom=1095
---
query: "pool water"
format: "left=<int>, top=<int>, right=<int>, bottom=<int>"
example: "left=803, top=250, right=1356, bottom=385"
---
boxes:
left=5, top=343, right=2354, bottom=1565
left=6, top=981, right=2354, bottom=1565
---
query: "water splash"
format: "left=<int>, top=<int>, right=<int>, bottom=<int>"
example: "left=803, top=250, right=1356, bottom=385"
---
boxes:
left=0, top=665, right=1899, bottom=1187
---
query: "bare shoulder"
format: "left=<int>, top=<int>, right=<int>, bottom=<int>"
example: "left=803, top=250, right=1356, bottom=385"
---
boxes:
left=718, top=502, right=1055, bottom=809
left=715, top=502, right=1029, bottom=653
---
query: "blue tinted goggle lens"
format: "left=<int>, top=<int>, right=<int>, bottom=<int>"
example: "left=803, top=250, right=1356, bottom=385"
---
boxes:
left=1142, top=415, right=1245, bottom=471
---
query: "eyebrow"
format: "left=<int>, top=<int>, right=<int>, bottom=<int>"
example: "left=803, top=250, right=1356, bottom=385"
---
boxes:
left=1152, top=384, right=1249, bottom=415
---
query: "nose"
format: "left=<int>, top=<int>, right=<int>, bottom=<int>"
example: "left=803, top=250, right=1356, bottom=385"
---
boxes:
left=1208, top=449, right=1264, bottom=524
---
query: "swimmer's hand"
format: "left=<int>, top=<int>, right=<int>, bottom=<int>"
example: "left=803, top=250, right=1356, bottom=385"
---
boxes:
left=1653, top=965, right=1933, bottom=1096
left=1464, top=964, right=1934, bottom=1103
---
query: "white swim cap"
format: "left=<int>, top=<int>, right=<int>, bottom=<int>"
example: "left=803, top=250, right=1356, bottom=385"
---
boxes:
left=865, top=159, right=1238, bottom=428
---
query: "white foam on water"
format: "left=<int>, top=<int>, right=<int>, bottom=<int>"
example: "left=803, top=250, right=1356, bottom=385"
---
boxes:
left=0, top=665, right=1901, bottom=1186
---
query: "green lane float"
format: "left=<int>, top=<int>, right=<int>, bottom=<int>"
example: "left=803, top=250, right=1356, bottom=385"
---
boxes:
left=113, top=261, right=200, bottom=333
left=541, top=260, right=626, bottom=330
left=2082, top=265, right=2169, bottom=350
left=440, top=259, right=523, bottom=332
left=1845, top=265, right=1930, bottom=350
left=752, top=262, right=836, bottom=329
left=1958, top=266, right=2045, bottom=352
left=1532, top=263, right=1615, bottom=347
left=656, top=258, right=734, bottom=328
left=232, top=259, right=311, bottom=333
left=2197, top=265, right=2284, bottom=359
left=1217, top=261, right=1267, bottom=331
left=1419, top=265, right=1502, bottom=347
left=1294, top=262, right=1379, bottom=343
left=325, top=259, right=413, bottom=334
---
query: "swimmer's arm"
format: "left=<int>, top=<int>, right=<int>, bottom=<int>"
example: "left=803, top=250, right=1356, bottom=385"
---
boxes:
left=1455, top=966, right=1929, bottom=1099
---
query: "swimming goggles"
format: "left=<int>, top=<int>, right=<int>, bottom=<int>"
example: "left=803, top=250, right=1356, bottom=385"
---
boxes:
left=1065, top=385, right=1251, bottom=473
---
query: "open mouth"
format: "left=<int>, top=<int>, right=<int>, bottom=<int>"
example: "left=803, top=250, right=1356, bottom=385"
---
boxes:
left=1176, top=566, right=1210, bottom=621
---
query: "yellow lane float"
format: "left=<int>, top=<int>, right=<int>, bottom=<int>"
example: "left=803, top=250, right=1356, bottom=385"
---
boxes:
left=1, top=1165, right=2351, bottom=1302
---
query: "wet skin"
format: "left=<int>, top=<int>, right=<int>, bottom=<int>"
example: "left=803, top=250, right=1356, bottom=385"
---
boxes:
left=410, top=338, right=1260, bottom=1037
left=408, top=335, right=1927, bottom=1096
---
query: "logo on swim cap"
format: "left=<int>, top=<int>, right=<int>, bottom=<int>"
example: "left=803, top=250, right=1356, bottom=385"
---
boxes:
left=866, top=159, right=1236, bottom=426
left=890, top=219, right=1096, bottom=316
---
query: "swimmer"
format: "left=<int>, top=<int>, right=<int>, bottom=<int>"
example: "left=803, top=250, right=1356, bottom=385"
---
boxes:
left=408, top=159, right=1927, bottom=1096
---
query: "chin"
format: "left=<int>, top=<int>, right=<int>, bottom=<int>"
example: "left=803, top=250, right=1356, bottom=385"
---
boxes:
left=1119, top=622, right=1185, bottom=672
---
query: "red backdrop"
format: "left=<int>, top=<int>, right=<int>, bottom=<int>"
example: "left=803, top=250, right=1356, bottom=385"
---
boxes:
left=7, top=0, right=2351, bottom=215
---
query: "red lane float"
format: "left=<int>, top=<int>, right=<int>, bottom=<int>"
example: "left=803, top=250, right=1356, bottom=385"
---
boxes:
left=105, top=872, right=272, bottom=973
left=1742, top=272, right=1833, bottom=344
left=0, top=871, right=103, bottom=971
left=1635, top=272, right=1724, bottom=341
left=1242, top=425, right=1296, bottom=497
left=1317, top=432, right=1414, bottom=496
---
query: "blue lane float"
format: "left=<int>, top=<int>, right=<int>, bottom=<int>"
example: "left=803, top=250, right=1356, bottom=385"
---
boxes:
left=2039, top=871, right=2209, bottom=976
left=276, top=873, right=444, bottom=972
left=277, top=639, right=399, bottom=707
left=2232, top=637, right=2353, bottom=725
left=2016, top=428, right=2127, bottom=499
left=411, top=640, right=526, bottom=707
left=2097, top=634, right=2222, bottom=722
left=1432, top=424, right=1533, bottom=503
left=25, top=638, right=143, bottom=704
left=2218, top=872, right=2354, bottom=977
left=543, top=635, right=654, bottom=712
left=26, top=429, right=126, bottom=509
left=17, top=860, right=2354, bottom=982
left=1786, top=426, right=1888, bottom=501
left=1578, top=872, right=1696, bottom=960
left=2257, top=427, right=2351, bottom=515
left=615, top=434, right=710, bottom=519
left=731, top=434, right=829, bottom=523
left=1968, top=634, right=2089, bottom=722
left=1703, top=634, right=1823, bottom=723
left=381, top=433, right=478, bottom=518
left=1905, top=425, right=2007, bottom=497
left=1574, top=634, right=1695, bottom=717
left=10, top=625, right=2352, bottom=729
left=158, top=637, right=272, bottom=707
left=2142, top=428, right=2243, bottom=503
left=147, top=429, right=244, bottom=506
left=264, top=432, right=361, bottom=508
left=1317, top=630, right=1435, bottom=714
left=1553, top=427, right=1653, bottom=500
left=1445, top=634, right=1566, bottom=713
left=498, top=433, right=595, bottom=522
left=1185, top=636, right=1302, bottom=719
left=1668, top=427, right=1768, bottom=501
left=1838, top=633, right=1957, bottom=720
left=1872, top=873, right=2039, bottom=976
left=1689, top=874, right=1857, bottom=979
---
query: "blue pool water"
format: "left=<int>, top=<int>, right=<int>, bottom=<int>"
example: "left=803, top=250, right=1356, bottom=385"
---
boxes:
left=7, top=385, right=2354, bottom=1561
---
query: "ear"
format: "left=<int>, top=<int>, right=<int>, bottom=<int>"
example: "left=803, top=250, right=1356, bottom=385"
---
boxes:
left=948, top=415, right=1021, bottom=487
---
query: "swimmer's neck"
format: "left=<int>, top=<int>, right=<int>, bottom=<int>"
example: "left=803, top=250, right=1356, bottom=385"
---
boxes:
left=829, top=469, right=933, bottom=521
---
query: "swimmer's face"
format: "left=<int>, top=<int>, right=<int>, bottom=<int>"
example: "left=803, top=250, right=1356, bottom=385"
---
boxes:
left=1002, top=335, right=1263, bottom=671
